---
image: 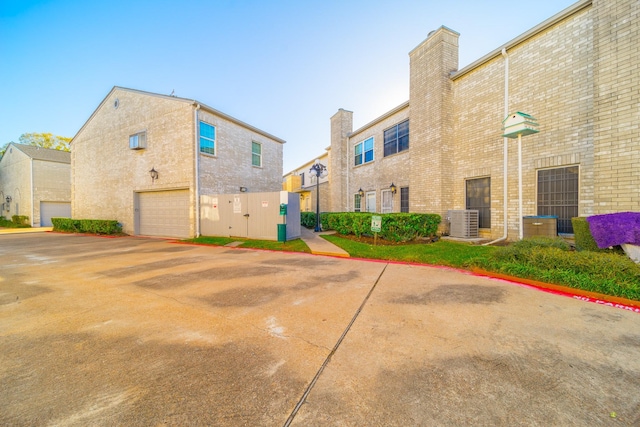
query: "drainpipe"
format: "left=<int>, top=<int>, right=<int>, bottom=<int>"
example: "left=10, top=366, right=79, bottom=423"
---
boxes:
left=346, top=134, right=350, bottom=211
left=30, top=157, right=35, bottom=226
left=194, top=103, right=201, bottom=237
left=484, top=48, right=509, bottom=246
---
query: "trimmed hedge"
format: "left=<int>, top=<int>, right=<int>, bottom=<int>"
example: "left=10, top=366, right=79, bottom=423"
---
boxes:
left=314, top=212, right=441, bottom=242
left=12, top=215, right=30, bottom=226
left=571, top=217, right=601, bottom=252
left=301, top=212, right=317, bottom=229
left=52, top=218, right=122, bottom=235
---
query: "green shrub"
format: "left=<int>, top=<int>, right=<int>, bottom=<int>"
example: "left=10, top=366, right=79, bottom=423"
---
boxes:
left=571, top=217, right=601, bottom=252
left=52, top=218, right=122, bottom=235
left=469, top=242, right=640, bottom=300
left=319, top=212, right=441, bottom=242
left=301, top=212, right=317, bottom=229
left=12, top=215, right=30, bottom=226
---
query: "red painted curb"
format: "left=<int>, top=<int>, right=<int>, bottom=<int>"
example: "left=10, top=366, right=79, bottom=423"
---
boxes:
left=471, top=268, right=640, bottom=314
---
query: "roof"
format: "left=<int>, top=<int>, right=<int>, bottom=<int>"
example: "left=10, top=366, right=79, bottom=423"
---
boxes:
left=73, top=86, right=286, bottom=144
left=9, top=143, right=71, bottom=164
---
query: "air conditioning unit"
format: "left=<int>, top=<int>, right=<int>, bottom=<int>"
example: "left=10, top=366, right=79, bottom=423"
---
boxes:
left=448, top=210, right=479, bottom=238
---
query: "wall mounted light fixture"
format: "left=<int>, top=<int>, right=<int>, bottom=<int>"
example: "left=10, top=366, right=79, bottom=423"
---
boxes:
left=390, top=183, right=397, bottom=195
left=5, top=196, right=11, bottom=204
left=358, top=188, right=365, bottom=197
left=239, top=186, right=248, bottom=192
left=149, top=167, right=158, bottom=182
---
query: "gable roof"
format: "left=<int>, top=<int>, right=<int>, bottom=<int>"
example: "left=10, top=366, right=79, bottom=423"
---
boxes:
left=73, top=86, right=286, bottom=144
left=8, top=143, right=71, bottom=164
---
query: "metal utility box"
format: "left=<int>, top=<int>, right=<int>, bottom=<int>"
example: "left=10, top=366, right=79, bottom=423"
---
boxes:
left=523, top=216, right=558, bottom=238
left=448, top=210, right=479, bottom=238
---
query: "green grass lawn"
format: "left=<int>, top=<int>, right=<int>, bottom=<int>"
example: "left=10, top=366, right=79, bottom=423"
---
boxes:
left=186, top=236, right=311, bottom=253
left=322, top=235, right=496, bottom=268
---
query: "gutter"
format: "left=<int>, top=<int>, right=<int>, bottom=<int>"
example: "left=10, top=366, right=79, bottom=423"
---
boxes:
left=484, top=48, right=509, bottom=246
left=194, top=103, right=201, bottom=237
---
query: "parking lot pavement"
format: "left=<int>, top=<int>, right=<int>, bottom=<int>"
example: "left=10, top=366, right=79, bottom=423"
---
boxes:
left=1, top=233, right=639, bottom=426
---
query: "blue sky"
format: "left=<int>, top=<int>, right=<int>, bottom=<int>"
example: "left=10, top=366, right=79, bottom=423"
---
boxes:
left=1, top=0, right=577, bottom=172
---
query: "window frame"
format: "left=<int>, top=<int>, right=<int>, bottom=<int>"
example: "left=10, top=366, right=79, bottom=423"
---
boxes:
left=400, top=187, right=409, bottom=213
left=365, top=191, right=376, bottom=213
left=354, top=137, right=374, bottom=166
left=381, top=189, right=393, bottom=213
left=129, top=131, right=147, bottom=150
left=465, top=177, right=491, bottom=229
left=537, top=166, right=579, bottom=234
left=354, top=193, right=362, bottom=212
left=251, top=141, right=262, bottom=167
left=383, top=120, right=409, bottom=157
left=199, top=121, right=216, bottom=156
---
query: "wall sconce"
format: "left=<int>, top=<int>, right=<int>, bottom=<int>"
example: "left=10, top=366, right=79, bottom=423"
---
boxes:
left=239, top=186, right=248, bottom=192
left=5, top=196, right=11, bottom=204
left=149, top=167, right=158, bottom=182
left=358, top=188, right=365, bottom=197
left=390, top=183, right=397, bottom=195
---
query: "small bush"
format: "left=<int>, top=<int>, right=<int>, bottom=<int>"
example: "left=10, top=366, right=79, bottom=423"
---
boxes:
left=12, top=215, right=30, bottom=226
left=301, top=212, right=316, bottom=229
left=572, top=217, right=601, bottom=252
left=52, top=218, right=122, bottom=235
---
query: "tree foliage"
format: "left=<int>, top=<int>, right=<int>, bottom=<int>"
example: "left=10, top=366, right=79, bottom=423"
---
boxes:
left=1, top=132, right=71, bottom=157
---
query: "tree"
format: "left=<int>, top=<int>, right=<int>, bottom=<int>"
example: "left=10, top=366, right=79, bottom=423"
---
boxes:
left=19, top=133, right=71, bottom=152
left=1, top=133, right=72, bottom=157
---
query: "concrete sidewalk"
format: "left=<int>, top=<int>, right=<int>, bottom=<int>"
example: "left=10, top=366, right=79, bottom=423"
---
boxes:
left=0, top=226, right=52, bottom=234
left=299, top=227, right=349, bottom=257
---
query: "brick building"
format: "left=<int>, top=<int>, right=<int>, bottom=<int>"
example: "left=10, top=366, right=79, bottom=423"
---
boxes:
left=0, top=143, right=71, bottom=227
left=72, top=87, right=285, bottom=238
left=327, top=0, right=639, bottom=240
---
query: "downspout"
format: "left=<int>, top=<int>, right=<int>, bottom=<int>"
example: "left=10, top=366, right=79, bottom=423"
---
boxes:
left=30, top=157, right=34, bottom=226
left=194, top=103, right=201, bottom=237
left=346, top=134, right=350, bottom=211
left=484, top=48, right=509, bottom=245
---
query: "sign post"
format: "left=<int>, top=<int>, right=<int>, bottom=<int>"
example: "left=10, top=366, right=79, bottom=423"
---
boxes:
left=371, top=215, right=382, bottom=246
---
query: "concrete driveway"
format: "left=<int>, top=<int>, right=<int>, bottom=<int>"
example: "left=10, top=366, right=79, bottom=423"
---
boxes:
left=1, top=233, right=639, bottom=426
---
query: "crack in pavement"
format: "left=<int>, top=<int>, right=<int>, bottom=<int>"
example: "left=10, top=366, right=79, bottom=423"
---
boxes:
left=283, top=263, right=389, bottom=427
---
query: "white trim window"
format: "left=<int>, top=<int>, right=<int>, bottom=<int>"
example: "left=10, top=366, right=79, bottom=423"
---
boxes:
left=199, top=121, right=215, bottom=155
left=252, top=141, right=262, bottom=167
left=381, top=189, right=393, bottom=213
left=129, top=131, right=146, bottom=150
left=366, top=191, right=376, bottom=213
left=354, top=193, right=362, bottom=212
left=355, top=137, right=374, bottom=166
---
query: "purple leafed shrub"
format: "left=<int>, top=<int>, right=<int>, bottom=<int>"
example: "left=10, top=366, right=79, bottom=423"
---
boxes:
left=586, top=212, right=640, bottom=248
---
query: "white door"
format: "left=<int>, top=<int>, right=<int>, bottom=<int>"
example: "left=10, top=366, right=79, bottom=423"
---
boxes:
left=40, top=202, right=71, bottom=226
left=381, top=190, right=393, bottom=213
left=366, top=191, right=376, bottom=213
left=137, top=190, right=190, bottom=238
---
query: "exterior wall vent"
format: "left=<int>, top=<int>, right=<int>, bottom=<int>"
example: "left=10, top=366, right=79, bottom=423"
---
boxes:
left=448, top=210, right=479, bottom=238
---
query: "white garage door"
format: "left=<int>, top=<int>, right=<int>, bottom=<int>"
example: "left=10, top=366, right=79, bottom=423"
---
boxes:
left=138, top=190, right=190, bottom=238
left=40, top=202, right=71, bottom=227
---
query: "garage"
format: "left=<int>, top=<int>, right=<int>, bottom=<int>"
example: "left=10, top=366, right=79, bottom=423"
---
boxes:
left=137, top=190, right=190, bottom=238
left=40, top=201, right=71, bottom=226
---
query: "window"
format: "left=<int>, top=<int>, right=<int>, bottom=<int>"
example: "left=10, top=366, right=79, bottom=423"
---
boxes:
left=354, top=193, right=362, bottom=212
left=366, top=192, right=376, bottom=213
left=537, top=166, right=579, bottom=234
left=383, top=120, right=409, bottom=157
left=381, top=190, right=393, bottom=213
left=199, top=121, right=215, bottom=155
left=400, top=187, right=409, bottom=213
left=252, top=141, right=262, bottom=167
left=355, top=137, right=374, bottom=166
left=466, top=178, right=491, bottom=229
left=129, top=131, right=146, bottom=150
